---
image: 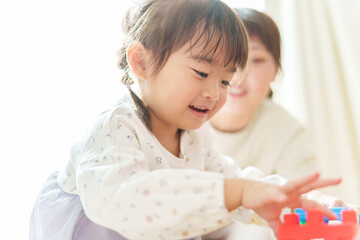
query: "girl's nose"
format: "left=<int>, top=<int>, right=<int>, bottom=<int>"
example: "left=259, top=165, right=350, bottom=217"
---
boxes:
left=202, top=81, right=220, bottom=101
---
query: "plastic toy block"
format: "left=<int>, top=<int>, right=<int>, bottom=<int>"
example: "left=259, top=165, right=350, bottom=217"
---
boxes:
left=295, top=207, right=360, bottom=224
left=278, top=209, right=358, bottom=240
left=294, top=208, right=307, bottom=224
left=331, top=207, right=348, bottom=220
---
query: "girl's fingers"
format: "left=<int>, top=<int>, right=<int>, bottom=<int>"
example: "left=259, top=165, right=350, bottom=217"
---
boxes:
left=300, top=198, right=338, bottom=220
left=282, top=172, right=320, bottom=193
left=282, top=172, right=341, bottom=195
left=297, top=178, right=342, bottom=195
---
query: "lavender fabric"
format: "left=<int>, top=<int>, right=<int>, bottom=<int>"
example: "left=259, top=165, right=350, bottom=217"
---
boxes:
left=29, top=172, right=127, bottom=240
left=30, top=172, right=201, bottom=240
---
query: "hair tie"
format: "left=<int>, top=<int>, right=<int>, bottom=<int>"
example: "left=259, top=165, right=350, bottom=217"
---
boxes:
left=121, top=67, right=134, bottom=86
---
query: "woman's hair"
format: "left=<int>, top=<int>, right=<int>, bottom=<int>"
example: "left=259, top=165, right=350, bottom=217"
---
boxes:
left=234, top=8, right=281, bottom=98
left=118, top=0, right=249, bottom=130
left=234, top=8, right=281, bottom=67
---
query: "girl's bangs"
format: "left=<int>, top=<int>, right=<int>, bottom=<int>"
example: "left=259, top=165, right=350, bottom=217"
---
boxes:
left=184, top=1, right=248, bottom=69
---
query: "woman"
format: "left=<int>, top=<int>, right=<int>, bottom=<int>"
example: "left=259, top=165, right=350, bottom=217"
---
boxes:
left=210, top=8, right=316, bottom=181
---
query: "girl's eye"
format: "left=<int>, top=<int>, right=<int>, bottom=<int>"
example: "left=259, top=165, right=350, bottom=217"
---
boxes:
left=221, top=80, right=231, bottom=87
left=194, top=70, right=208, bottom=78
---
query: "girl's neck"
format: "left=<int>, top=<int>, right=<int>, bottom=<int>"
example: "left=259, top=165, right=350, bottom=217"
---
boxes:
left=151, top=124, right=181, bottom=158
left=211, top=110, right=254, bottom=133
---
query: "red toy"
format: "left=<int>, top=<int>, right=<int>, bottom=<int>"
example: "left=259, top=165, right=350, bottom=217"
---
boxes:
left=278, top=209, right=358, bottom=240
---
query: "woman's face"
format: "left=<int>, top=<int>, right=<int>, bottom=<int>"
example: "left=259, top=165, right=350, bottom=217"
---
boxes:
left=220, top=36, right=279, bottom=116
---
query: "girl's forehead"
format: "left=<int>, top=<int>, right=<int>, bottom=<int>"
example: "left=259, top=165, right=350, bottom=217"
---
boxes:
left=185, top=33, right=233, bottom=66
left=185, top=45, right=235, bottom=71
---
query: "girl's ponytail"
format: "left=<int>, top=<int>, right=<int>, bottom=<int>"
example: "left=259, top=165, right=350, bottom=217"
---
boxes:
left=119, top=45, right=151, bottom=130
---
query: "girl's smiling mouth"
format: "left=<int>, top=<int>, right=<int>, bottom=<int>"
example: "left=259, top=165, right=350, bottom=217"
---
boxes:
left=189, top=105, right=210, bottom=118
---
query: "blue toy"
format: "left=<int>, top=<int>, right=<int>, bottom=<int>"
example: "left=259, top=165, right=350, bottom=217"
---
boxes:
left=295, top=207, right=360, bottom=224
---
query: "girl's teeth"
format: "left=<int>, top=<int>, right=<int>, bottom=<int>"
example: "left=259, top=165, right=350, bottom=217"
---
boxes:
left=190, top=105, right=208, bottom=112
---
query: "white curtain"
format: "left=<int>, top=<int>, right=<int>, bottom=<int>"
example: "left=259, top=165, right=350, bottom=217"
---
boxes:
left=266, top=0, right=360, bottom=204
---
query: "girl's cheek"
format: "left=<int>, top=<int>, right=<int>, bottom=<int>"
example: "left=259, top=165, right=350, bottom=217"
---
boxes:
left=218, top=91, right=228, bottom=107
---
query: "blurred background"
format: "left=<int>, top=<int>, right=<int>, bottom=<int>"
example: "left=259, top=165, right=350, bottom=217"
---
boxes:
left=266, top=0, right=360, bottom=204
left=0, top=0, right=359, bottom=238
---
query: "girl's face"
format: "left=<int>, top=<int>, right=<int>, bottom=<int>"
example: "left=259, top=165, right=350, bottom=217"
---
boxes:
left=220, top=36, right=278, bottom=117
left=141, top=40, right=235, bottom=132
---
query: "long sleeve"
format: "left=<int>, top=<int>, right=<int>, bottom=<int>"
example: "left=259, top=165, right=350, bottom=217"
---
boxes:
left=62, top=106, right=234, bottom=239
left=199, top=124, right=286, bottom=230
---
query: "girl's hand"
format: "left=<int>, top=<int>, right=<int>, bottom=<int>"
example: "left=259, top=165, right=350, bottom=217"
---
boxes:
left=225, top=172, right=341, bottom=236
left=305, top=190, right=360, bottom=212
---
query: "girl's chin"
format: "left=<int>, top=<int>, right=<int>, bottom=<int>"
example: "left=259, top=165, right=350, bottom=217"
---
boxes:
left=181, top=124, right=204, bottom=131
left=179, top=119, right=207, bottom=131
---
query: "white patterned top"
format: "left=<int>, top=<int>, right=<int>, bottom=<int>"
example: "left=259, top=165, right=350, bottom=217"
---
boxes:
left=57, top=98, right=284, bottom=239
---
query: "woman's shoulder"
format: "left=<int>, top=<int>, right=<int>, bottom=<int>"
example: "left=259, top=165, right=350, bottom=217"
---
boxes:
left=249, top=99, right=308, bottom=140
left=258, top=99, right=303, bottom=127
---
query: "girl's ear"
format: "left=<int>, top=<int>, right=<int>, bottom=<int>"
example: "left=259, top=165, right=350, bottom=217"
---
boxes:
left=127, top=42, right=149, bottom=80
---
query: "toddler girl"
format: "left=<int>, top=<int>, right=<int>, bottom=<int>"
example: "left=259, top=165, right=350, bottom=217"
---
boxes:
left=30, top=1, right=340, bottom=239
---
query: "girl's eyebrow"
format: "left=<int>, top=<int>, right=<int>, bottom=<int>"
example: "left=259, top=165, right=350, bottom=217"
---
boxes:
left=190, top=55, right=214, bottom=64
left=189, top=55, right=236, bottom=73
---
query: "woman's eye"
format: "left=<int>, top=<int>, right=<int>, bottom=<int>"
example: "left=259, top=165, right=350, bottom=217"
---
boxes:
left=251, top=58, right=265, bottom=64
left=221, top=80, right=231, bottom=87
left=194, top=70, right=208, bottom=78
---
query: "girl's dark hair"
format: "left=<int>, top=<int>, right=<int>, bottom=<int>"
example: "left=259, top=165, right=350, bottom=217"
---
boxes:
left=119, top=0, right=249, bottom=130
left=234, top=8, right=281, bottom=98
